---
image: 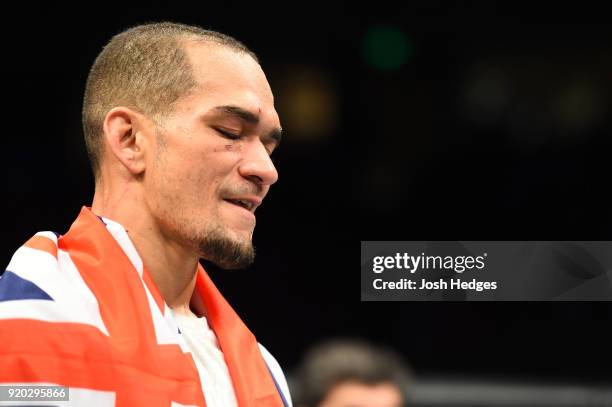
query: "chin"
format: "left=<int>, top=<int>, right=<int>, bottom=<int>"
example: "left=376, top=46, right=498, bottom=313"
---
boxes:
left=196, top=227, right=255, bottom=270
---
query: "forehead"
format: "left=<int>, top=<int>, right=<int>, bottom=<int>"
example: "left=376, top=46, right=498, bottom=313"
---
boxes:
left=181, top=41, right=278, bottom=123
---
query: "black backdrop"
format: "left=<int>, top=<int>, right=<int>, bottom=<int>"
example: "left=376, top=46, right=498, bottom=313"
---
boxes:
left=2, top=3, right=612, bottom=385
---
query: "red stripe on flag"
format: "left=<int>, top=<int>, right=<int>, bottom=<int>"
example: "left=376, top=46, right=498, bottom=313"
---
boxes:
left=23, top=235, right=57, bottom=258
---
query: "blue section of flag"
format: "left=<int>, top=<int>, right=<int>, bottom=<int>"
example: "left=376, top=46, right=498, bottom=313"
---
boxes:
left=0, top=270, right=54, bottom=301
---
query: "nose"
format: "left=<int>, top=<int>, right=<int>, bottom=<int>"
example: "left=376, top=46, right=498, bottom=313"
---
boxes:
left=238, top=139, right=279, bottom=186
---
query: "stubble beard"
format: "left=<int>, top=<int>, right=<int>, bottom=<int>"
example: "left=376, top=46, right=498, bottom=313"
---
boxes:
left=158, top=201, right=257, bottom=270
left=195, top=222, right=256, bottom=270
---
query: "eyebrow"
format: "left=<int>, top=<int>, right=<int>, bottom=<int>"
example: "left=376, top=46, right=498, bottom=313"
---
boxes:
left=213, top=105, right=283, bottom=145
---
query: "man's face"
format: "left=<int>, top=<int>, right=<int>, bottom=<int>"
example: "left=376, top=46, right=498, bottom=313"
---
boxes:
left=318, top=382, right=403, bottom=407
left=145, top=42, right=281, bottom=269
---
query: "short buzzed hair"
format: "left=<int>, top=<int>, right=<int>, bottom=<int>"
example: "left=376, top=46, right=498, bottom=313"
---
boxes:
left=82, top=22, right=258, bottom=179
left=293, top=339, right=412, bottom=407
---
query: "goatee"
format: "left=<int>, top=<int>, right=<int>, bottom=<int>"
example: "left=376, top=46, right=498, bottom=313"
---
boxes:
left=198, top=230, right=255, bottom=270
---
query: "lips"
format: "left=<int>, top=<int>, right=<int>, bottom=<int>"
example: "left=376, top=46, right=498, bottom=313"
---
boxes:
left=222, top=196, right=262, bottom=213
left=225, top=198, right=255, bottom=211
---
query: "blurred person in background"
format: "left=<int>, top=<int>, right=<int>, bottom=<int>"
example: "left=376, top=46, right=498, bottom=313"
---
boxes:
left=292, top=340, right=412, bottom=407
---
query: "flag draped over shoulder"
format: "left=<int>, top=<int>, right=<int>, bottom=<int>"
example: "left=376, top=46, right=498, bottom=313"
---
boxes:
left=0, top=207, right=289, bottom=407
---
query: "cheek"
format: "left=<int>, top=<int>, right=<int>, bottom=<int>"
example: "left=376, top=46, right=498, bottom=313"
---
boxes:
left=156, top=143, right=238, bottom=200
left=183, top=167, right=217, bottom=198
left=181, top=160, right=226, bottom=203
left=214, top=142, right=244, bottom=153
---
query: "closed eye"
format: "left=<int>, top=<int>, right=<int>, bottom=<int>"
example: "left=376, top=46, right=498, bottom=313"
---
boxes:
left=215, top=127, right=277, bottom=158
left=214, top=127, right=241, bottom=140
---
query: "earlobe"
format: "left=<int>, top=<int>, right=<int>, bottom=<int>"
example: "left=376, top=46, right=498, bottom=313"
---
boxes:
left=103, top=107, right=147, bottom=176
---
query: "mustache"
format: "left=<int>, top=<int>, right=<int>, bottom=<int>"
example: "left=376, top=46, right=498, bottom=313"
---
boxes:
left=220, top=184, right=265, bottom=198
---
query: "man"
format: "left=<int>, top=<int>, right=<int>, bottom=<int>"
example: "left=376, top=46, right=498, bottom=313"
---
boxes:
left=0, top=22, right=291, bottom=407
left=292, top=340, right=411, bottom=407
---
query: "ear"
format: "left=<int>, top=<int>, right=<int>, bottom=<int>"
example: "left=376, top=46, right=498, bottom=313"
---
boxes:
left=102, top=107, right=148, bottom=176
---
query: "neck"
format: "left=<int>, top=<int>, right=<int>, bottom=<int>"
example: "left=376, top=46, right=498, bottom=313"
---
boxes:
left=91, top=182, right=199, bottom=313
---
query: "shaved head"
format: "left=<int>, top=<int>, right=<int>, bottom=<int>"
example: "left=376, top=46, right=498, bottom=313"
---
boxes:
left=82, top=22, right=258, bottom=179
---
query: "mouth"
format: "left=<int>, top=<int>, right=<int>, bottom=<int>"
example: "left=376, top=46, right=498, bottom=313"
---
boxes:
left=223, top=197, right=260, bottom=213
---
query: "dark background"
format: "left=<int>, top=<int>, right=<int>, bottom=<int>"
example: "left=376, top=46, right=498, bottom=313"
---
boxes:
left=2, top=3, right=612, bottom=387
